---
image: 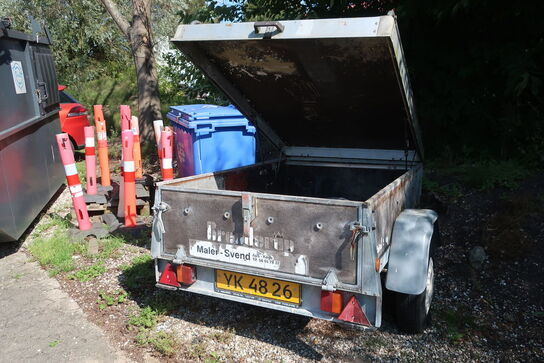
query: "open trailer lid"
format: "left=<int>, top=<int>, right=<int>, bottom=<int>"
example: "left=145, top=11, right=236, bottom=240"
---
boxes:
left=171, top=14, right=423, bottom=158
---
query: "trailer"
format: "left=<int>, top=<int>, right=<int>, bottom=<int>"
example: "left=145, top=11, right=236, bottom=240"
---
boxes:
left=152, top=14, right=438, bottom=333
left=0, top=19, right=64, bottom=242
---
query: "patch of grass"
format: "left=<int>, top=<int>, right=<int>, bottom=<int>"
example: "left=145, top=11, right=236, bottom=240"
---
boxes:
left=49, top=340, right=60, bottom=347
left=436, top=307, right=475, bottom=343
left=29, top=230, right=80, bottom=276
left=97, top=236, right=125, bottom=260
left=423, top=177, right=463, bottom=200
left=75, top=160, right=86, bottom=187
left=208, top=328, right=235, bottom=344
left=32, top=213, right=72, bottom=236
left=121, top=254, right=155, bottom=290
left=205, top=352, right=221, bottom=363
left=128, top=306, right=160, bottom=329
left=431, top=159, right=531, bottom=191
left=12, top=273, right=23, bottom=280
left=68, top=261, right=106, bottom=282
left=189, top=342, right=208, bottom=360
left=97, top=289, right=128, bottom=310
left=136, top=330, right=178, bottom=356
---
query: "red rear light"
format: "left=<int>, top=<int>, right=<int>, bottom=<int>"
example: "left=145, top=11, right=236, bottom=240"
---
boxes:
left=67, top=106, right=87, bottom=117
left=158, top=263, right=181, bottom=288
left=320, top=290, right=343, bottom=314
left=176, top=264, right=196, bottom=285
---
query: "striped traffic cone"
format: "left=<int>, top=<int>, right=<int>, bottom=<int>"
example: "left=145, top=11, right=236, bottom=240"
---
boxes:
left=93, top=105, right=111, bottom=187
left=56, top=133, right=92, bottom=231
left=117, top=105, right=132, bottom=218
left=122, top=130, right=137, bottom=227
left=153, top=120, right=164, bottom=174
left=84, top=126, right=97, bottom=195
left=161, top=127, right=174, bottom=181
left=130, top=116, right=143, bottom=179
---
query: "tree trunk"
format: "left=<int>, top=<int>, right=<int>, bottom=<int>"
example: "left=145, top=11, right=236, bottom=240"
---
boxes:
left=99, top=0, right=162, bottom=148
left=130, top=0, right=162, bottom=147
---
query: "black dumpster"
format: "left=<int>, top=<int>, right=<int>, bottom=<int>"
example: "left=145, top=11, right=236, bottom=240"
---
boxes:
left=0, top=19, right=64, bottom=242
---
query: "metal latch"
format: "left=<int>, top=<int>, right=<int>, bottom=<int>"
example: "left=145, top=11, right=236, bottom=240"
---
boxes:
left=348, top=222, right=369, bottom=261
left=36, top=81, right=48, bottom=103
left=241, top=193, right=256, bottom=237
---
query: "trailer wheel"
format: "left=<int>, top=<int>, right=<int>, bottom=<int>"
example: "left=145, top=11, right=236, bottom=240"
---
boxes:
left=394, top=256, right=434, bottom=333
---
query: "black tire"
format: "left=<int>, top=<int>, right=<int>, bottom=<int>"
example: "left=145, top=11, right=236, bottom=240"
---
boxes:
left=394, top=256, right=434, bottom=334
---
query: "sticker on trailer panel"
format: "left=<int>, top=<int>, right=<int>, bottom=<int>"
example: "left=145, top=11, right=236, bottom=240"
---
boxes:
left=189, top=240, right=280, bottom=270
left=10, top=61, right=27, bottom=94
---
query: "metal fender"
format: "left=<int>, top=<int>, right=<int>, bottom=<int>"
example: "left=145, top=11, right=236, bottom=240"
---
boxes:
left=385, top=209, right=438, bottom=295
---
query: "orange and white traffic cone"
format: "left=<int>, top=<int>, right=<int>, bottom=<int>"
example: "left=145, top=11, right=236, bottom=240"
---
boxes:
left=84, top=126, right=97, bottom=195
left=122, top=129, right=137, bottom=227
left=161, top=127, right=174, bottom=181
left=130, top=116, right=143, bottom=179
left=117, top=105, right=132, bottom=218
left=153, top=120, right=164, bottom=174
left=56, top=133, right=92, bottom=231
left=93, top=105, right=111, bottom=187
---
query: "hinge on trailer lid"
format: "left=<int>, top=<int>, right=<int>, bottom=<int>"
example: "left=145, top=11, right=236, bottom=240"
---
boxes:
left=348, top=222, right=369, bottom=261
left=241, top=193, right=256, bottom=238
left=322, top=269, right=339, bottom=291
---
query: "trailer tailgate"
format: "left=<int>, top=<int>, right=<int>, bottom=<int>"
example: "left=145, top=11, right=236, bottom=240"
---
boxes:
left=159, top=188, right=362, bottom=284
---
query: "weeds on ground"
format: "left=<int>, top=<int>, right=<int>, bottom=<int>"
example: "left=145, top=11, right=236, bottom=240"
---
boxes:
left=208, top=327, right=235, bottom=344
left=31, top=213, right=72, bottom=237
left=428, top=159, right=531, bottom=191
left=97, top=236, right=125, bottom=259
left=48, top=340, right=60, bottom=347
left=97, top=289, right=128, bottom=310
left=76, top=160, right=86, bottom=187
left=121, top=254, right=155, bottom=290
left=136, top=330, right=178, bottom=356
left=436, top=307, right=476, bottom=343
left=128, top=306, right=160, bottom=329
left=68, top=261, right=106, bottom=282
left=29, top=230, right=83, bottom=276
left=423, top=178, right=463, bottom=200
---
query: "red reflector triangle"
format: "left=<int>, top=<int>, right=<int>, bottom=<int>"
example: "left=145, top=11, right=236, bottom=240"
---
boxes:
left=338, top=296, right=371, bottom=326
left=158, top=263, right=180, bottom=287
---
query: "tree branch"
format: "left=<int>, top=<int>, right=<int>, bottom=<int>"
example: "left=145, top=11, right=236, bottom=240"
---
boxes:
left=99, top=0, right=130, bottom=36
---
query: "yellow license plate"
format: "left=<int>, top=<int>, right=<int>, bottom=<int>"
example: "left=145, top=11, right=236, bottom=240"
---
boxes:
left=215, top=269, right=301, bottom=305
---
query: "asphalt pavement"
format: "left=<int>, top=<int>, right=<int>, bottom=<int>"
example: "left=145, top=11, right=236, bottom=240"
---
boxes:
left=0, top=242, right=129, bottom=363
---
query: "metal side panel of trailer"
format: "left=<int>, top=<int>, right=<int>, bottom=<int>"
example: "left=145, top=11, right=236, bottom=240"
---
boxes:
left=0, top=24, right=64, bottom=242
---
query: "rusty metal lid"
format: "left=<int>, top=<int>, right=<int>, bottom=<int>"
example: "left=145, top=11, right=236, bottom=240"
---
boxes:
left=171, top=15, right=423, bottom=158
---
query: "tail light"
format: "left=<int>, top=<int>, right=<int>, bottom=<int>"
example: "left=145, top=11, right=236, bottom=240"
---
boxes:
left=67, top=106, right=87, bottom=117
left=320, top=290, right=343, bottom=314
left=158, top=263, right=180, bottom=288
left=176, top=264, right=196, bottom=285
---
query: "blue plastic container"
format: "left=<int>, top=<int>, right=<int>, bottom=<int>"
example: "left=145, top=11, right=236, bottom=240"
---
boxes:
left=166, top=104, right=256, bottom=177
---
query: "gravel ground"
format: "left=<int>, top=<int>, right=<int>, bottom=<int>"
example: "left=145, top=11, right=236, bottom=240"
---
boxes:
left=20, top=172, right=544, bottom=362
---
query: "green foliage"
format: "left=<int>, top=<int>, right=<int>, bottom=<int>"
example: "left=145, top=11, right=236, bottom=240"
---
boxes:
left=120, top=254, right=155, bottom=290
left=97, top=289, right=128, bottom=310
left=437, top=307, right=475, bottom=343
left=128, top=306, right=160, bottom=329
left=48, top=340, right=60, bottom=348
left=174, top=0, right=544, bottom=161
left=431, top=160, right=531, bottom=191
left=68, top=261, right=106, bottom=282
left=68, top=70, right=137, bottom=134
left=0, top=0, right=131, bottom=85
left=98, top=236, right=125, bottom=260
left=29, top=231, right=80, bottom=276
left=136, top=330, right=178, bottom=356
